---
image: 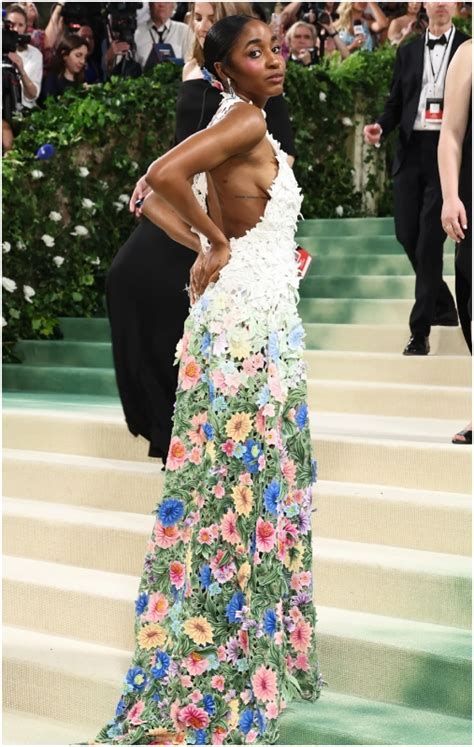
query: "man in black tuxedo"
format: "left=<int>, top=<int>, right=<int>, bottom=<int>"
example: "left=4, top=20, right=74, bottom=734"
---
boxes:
left=364, top=2, right=470, bottom=355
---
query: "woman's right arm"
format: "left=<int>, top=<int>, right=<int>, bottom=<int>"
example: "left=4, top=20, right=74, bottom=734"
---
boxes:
left=141, top=192, right=201, bottom=252
left=438, top=41, right=471, bottom=242
left=145, top=103, right=267, bottom=298
left=145, top=104, right=266, bottom=247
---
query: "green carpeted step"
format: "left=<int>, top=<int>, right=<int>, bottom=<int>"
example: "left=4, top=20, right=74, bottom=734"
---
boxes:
left=59, top=316, right=110, bottom=341
left=300, top=275, right=455, bottom=299
left=2, top=626, right=471, bottom=745
left=307, top=254, right=451, bottom=277
left=297, top=216, right=396, bottom=237
left=295, top=235, right=455, bottom=256
left=15, top=340, right=114, bottom=369
left=299, top=298, right=413, bottom=324
left=50, top=319, right=469, bottom=355
left=2, top=365, right=119, bottom=398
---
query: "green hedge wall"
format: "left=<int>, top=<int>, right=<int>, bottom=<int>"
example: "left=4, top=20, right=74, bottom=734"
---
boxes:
left=1, top=26, right=468, bottom=356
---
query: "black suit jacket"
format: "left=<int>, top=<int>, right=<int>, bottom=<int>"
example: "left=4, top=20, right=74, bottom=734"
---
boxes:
left=377, top=29, right=470, bottom=175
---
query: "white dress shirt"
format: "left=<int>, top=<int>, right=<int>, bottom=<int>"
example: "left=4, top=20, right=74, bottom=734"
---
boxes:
left=134, top=19, right=192, bottom=69
left=413, top=25, right=455, bottom=131
left=18, top=44, right=43, bottom=108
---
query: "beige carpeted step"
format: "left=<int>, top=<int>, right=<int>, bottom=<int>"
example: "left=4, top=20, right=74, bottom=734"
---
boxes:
left=3, top=557, right=470, bottom=717
left=304, top=351, right=472, bottom=386
left=3, top=409, right=471, bottom=492
left=3, top=499, right=470, bottom=627
left=4, top=450, right=470, bottom=554
left=307, top=379, right=471, bottom=419
left=2, top=710, right=98, bottom=746
left=305, top=324, right=468, bottom=354
left=316, top=480, right=471, bottom=555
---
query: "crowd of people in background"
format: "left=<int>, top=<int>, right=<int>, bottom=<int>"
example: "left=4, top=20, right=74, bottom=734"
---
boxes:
left=1, top=1, right=471, bottom=152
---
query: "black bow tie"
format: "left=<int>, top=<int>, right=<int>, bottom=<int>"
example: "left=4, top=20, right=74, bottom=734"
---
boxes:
left=427, top=34, right=447, bottom=49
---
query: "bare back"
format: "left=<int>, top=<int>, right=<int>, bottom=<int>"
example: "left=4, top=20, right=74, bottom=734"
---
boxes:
left=204, top=101, right=280, bottom=240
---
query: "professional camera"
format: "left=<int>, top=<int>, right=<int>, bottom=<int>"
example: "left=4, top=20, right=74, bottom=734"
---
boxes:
left=2, top=19, right=30, bottom=123
left=301, top=2, right=319, bottom=24
left=60, top=2, right=103, bottom=31
left=107, top=3, right=143, bottom=45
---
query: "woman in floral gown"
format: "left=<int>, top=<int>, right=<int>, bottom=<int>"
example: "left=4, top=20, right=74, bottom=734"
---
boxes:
left=94, top=14, right=321, bottom=746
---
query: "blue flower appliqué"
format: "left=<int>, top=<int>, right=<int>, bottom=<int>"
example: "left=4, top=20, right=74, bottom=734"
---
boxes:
left=135, top=592, right=148, bottom=616
left=295, top=402, right=309, bottom=430
left=242, top=439, right=263, bottom=474
left=158, top=499, right=185, bottom=527
left=125, top=666, right=147, bottom=691
left=264, top=479, right=280, bottom=514
left=226, top=591, right=244, bottom=623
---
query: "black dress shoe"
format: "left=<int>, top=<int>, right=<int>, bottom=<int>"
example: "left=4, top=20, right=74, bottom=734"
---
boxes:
left=403, top=335, right=430, bottom=355
left=433, top=311, right=459, bottom=326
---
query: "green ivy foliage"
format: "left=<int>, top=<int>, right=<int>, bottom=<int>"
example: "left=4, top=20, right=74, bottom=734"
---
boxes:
left=2, top=25, right=468, bottom=356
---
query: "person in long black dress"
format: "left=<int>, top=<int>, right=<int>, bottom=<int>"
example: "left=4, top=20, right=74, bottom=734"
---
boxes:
left=438, top=39, right=472, bottom=445
left=106, top=2, right=296, bottom=461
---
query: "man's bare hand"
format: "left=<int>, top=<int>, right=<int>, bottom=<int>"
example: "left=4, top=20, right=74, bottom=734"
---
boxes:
left=364, top=122, right=382, bottom=145
left=441, top=197, right=467, bottom=243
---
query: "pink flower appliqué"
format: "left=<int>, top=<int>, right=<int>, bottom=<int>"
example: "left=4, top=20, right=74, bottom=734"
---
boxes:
left=256, top=517, right=276, bottom=553
left=181, top=356, right=202, bottom=390
left=166, top=436, right=187, bottom=471
left=127, top=700, right=145, bottom=725
left=251, top=665, right=278, bottom=702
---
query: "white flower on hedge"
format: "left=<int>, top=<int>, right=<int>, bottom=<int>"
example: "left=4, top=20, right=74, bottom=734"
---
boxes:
left=16, top=240, right=26, bottom=251
left=78, top=167, right=90, bottom=177
left=2, top=317, right=7, bottom=328
left=41, top=234, right=55, bottom=247
left=70, top=225, right=89, bottom=237
left=118, top=194, right=129, bottom=204
left=335, top=205, right=344, bottom=216
left=342, top=117, right=353, bottom=127
left=90, top=257, right=100, bottom=265
left=100, top=180, right=109, bottom=191
left=2, top=277, right=17, bottom=293
left=31, top=169, right=44, bottom=179
left=53, top=255, right=64, bottom=267
left=81, top=198, right=95, bottom=210
left=23, top=285, right=35, bottom=303
left=131, top=161, right=139, bottom=171
left=319, top=92, right=327, bottom=102
left=308, top=165, right=313, bottom=172
left=2, top=241, right=11, bottom=254
left=49, top=211, right=62, bottom=222
left=113, top=201, right=125, bottom=212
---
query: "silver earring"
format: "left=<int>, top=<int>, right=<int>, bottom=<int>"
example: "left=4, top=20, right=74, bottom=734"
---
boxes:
left=226, top=77, right=236, bottom=97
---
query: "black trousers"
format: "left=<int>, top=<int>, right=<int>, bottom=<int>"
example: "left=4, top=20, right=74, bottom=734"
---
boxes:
left=393, top=131, right=456, bottom=337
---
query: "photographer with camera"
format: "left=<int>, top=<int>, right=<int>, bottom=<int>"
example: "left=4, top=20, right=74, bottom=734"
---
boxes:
left=4, top=4, right=43, bottom=109
left=103, top=3, right=143, bottom=79
left=286, top=20, right=319, bottom=65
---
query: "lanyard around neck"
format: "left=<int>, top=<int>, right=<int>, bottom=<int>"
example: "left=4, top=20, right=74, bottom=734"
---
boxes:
left=427, top=26, right=453, bottom=86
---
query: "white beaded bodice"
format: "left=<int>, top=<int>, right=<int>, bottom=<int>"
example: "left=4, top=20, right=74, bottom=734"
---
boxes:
left=190, top=94, right=304, bottom=338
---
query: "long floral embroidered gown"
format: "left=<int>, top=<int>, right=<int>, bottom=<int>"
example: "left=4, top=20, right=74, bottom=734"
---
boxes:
left=94, top=94, right=321, bottom=746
